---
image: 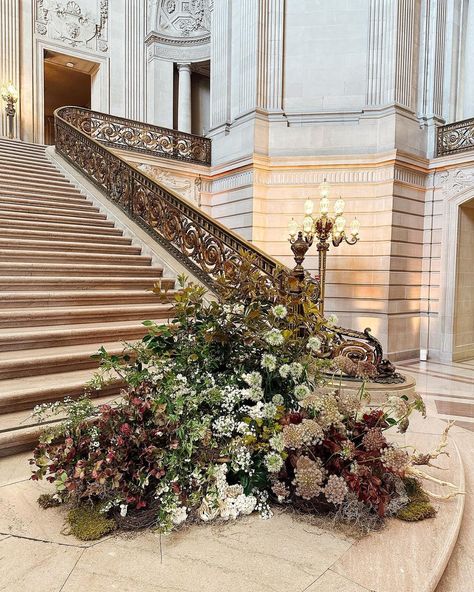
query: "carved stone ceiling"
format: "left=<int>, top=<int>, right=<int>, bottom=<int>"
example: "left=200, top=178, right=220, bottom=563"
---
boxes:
left=35, top=0, right=109, bottom=52
left=156, top=0, right=210, bottom=38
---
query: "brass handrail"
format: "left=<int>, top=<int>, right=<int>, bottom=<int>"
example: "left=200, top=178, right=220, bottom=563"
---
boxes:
left=58, top=106, right=211, bottom=165
left=437, top=117, right=474, bottom=157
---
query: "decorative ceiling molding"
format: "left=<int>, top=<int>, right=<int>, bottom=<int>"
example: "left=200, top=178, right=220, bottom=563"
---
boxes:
left=147, top=0, right=210, bottom=48
left=35, top=0, right=109, bottom=52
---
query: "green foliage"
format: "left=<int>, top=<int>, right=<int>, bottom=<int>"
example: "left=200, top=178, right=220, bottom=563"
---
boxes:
left=67, top=505, right=116, bottom=541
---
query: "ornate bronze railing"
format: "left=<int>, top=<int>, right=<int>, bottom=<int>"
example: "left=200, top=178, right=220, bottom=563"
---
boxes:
left=54, top=106, right=399, bottom=382
left=55, top=106, right=280, bottom=289
left=59, top=106, right=211, bottom=165
left=437, top=117, right=474, bottom=157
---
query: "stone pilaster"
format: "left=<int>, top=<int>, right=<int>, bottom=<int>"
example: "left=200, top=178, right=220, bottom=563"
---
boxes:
left=210, top=0, right=231, bottom=129
left=124, top=0, right=146, bottom=121
left=256, top=0, right=284, bottom=113
left=0, top=0, right=20, bottom=138
left=366, top=0, right=396, bottom=106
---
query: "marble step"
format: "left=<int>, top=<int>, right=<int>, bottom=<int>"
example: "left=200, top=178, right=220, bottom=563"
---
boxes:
left=0, top=226, right=130, bottom=244
left=0, top=319, right=156, bottom=350
left=0, top=148, right=54, bottom=164
left=0, top=193, right=95, bottom=211
left=0, top=341, right=129, bottom=380
left=0, top=262, right=162, bottom=277
left=0, top=302, right=173, bottom=328
left=0, top=173, right=81, bottom=192
left=0, top=184, right=84, bottom=200
left=0, top=289, right=164, bottom=309
left=0, top=275, right=170, bottom=291
left=0, top=154, right=67, bottom=174
left=0, top=138, right=46, bottom=153
left=0, top=248, right=152, bottom=266
left=0, top=209, right=115, bottom=227
left=0, top=202, right=104, bottom=220
left=0, top=237, right=141, bottom=255
left=0, top=162, right=67, bottom=181
left=0, top=218, right=123, bottom=236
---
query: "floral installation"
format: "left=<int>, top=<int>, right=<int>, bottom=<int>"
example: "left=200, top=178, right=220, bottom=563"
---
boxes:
left=30, top=258, right=462, bottom=539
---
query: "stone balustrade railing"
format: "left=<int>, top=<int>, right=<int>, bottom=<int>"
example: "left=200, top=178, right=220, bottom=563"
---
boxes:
left=58, top=106, right=211, bottom=165
left=437, top=117, right=474, bottom=157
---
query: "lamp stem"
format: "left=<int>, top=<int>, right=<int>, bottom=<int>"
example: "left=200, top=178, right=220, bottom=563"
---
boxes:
left=5, top=99, right=15, bottom=139
left=317, top=240, right=329, bottom=317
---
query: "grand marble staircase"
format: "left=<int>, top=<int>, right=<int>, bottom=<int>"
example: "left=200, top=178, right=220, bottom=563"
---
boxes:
left=0, top=138, right=175, bottom=456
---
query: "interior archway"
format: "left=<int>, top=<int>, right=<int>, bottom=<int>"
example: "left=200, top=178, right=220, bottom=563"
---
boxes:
left=453, top=197, right=474, bottom=360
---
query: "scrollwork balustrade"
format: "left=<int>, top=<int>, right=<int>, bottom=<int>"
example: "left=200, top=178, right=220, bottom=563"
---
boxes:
left=59, top=106, right=211, bottom=165
left=437, top=117, right=474, bottom=157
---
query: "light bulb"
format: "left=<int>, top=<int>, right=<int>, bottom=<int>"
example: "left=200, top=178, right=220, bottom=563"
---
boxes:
left=320, top=179, right=331, bottom=199
left=335, top=216, right=346, bottom=233
left=319, top=196, right=330, bottom=216
left=304, top=198, right=314, bottom=215
left=303, top=215, right=313, bottom=234
left=288, top=218, right=298, bottom=238
left=350, top=217, right=360, bottom=237
left=334, top=197, right=345, bottom=216
left=2, top=82, right=18, bottom=101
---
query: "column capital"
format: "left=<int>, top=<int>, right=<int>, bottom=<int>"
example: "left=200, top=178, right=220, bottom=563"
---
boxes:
left=177, top=63, right=192, bottom=72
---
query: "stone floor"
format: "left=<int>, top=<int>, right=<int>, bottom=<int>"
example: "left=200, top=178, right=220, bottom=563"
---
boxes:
left=0, top=359, right=471, bottom=592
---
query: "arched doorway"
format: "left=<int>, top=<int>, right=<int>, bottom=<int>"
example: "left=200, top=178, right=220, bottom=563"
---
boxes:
left=453, top=197, right=474, bottom=360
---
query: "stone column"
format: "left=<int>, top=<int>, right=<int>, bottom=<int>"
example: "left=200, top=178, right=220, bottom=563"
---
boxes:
left=177, top=63, right=192, bottom=133
left=0, top=0, right=20, bottom=138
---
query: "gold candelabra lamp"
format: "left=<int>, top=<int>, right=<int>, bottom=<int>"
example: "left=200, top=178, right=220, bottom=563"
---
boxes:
left=1, top=82, right=19, bottom=140
left=288, top=179, right=360, bottom=316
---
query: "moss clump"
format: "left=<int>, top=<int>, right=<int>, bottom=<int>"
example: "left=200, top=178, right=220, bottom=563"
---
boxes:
left=68, top=505, right=116, bottom=541
left=397, top=500, right=437, bottom=521
left=397, top=477, right=436, bottom=522
left=37, top=493, right=61, bottom=509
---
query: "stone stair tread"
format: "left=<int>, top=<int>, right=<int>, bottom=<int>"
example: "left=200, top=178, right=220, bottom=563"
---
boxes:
left=0, top=289, right=165, bottom=304
left=0, top=318, right=154, bottom=338
left=0, top=340, right=128, bottom=365
left=0, top=210, right=114, bottom=226
left=0, top=249, right=151, bottom=264
left=0, top=237, right=140, bottom=253
left=0, top=225, right=126, bottom=240
left=0, top=202, right=103, bottom=217
left=0, top=367, right=117, bottom=398
left=0, top=302, right=172, bottom=319
left=0, top=262, right=161, bottom=274
left=0, top=195, right=94, bottom=211
left=0, top=276, right=170, bottom=290
left=0, top=219, right=122, bottom=234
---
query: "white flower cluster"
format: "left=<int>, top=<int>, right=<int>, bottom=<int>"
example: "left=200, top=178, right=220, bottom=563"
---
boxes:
left=264, top=451, right=284, bottom=473
left=246, top=401, right=277, bottom=421
left=271, top=305, right=288, bottom=319
left=261, top=353, right=277, bottom=371
left=241, top=371, right=264, bottom=401
left=231, top=446, right=253, bottom=474
left=307, top=336, right=322, bottom=352
left=213, top=415, right=236, bottom=438
left=198, top=465, right=257, bottom=522
left=264, top=328, right=284, bottom=346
